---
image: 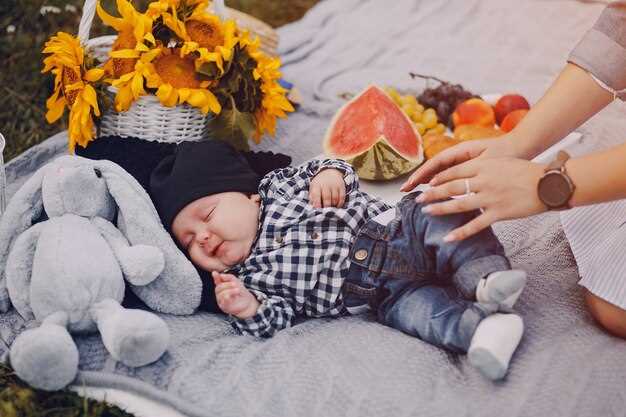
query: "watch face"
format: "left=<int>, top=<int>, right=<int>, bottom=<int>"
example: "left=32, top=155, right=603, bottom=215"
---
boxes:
left=538, top=172, right=572, bottom=208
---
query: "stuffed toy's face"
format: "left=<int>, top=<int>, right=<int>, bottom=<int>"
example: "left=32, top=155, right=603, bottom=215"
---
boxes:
left=172, top=192, right=261, bottom=272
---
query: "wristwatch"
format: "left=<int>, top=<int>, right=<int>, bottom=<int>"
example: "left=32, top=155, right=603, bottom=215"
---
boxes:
left=537, top=150, right=576, bottom=210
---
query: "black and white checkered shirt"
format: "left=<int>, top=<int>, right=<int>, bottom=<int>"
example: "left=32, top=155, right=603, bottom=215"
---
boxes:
left=226, top=158, right=391, bottom=337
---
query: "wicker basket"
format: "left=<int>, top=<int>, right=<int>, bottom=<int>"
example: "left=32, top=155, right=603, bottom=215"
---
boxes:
left=78, top=0, right=279, bottom=144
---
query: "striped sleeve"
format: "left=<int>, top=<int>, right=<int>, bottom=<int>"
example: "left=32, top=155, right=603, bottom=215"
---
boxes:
left=568, top=2, right=626, bottom=100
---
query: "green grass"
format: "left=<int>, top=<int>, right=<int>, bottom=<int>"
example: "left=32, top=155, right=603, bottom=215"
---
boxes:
left=0, top=0, right=319, bottom=162
left=0, top=363, right=134, bottom=417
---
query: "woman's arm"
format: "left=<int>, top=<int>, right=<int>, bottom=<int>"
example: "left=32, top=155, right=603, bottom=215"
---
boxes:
left=507, top=63, right=613, bottom=159
left=567, top=142, right=626, bottom=207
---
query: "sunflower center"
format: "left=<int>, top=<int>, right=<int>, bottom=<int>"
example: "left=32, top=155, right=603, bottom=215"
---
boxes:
left=154, top=52, right=200, bottom=89
left=185, top=20, right=223, bottom=50
left=61, top=66, right=81, bottom=106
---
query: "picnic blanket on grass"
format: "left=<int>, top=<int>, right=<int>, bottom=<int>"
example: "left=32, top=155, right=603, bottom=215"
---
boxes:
left=3, top=1, right=626, bottom=416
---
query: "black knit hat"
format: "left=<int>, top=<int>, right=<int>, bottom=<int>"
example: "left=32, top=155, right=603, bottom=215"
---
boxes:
left=149, top=140, right=290, bottom=230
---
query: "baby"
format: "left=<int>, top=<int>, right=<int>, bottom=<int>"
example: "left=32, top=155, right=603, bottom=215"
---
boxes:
left=150, top=140, right=526, bottom=380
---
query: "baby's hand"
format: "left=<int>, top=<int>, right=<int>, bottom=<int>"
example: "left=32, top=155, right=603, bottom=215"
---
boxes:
left=309, top=168, right=346, bottom=208
left=212, top=272, right=260, bottom=319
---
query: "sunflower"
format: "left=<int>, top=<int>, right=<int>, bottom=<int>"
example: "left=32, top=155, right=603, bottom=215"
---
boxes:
left=147, top=48, right=221, bottom=114
left=42, top=32, right=104, bottom=152
left=96, top=0, right=153, bottom=78
left=228, top=30, right=294, bottom=141
left=109, top=46, right=162, bottom=112
left=182, top=18, right=237, bottom=76
left=185, top=14, right=224, bottom=50
left=252, top=54, right=294, bottom=141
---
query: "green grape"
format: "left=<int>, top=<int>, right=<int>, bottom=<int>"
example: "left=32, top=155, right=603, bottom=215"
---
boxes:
left=414, top=122, right=426, bottom=135
left=422, top=108, right=438, bottom=129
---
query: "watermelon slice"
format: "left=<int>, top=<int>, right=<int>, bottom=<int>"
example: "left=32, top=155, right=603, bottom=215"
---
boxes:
left=323, top=85, right=424, bottom=180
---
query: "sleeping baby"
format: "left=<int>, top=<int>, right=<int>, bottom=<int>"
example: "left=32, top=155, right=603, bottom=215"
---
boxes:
left=149, top=139, right=526, bottom=380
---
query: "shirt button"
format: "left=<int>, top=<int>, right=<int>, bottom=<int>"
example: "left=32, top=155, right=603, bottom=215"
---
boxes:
left=354, top=249, right=368, bottom=261
left=275, top=235, right=283, bottom=243
left=310, top=231, right=319, bottom=239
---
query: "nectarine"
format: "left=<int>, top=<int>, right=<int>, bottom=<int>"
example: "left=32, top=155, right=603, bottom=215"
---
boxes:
left=452, top=98, right=495, bottom=128
left=494, top=94, right=530, bottom=125
left=500, top=109, right=529, bottom=133
left=423, top=134, right=461, bottom=159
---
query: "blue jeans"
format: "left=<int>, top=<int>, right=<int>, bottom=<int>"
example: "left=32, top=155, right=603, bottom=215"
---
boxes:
left=342, top=192, right=510, bottom=353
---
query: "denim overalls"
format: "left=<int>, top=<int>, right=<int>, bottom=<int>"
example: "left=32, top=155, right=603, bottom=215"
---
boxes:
left=342, top=192, right=510, bottom=353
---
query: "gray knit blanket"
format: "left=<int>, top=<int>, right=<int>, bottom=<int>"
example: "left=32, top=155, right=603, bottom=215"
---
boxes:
left=2, top=1, right=626, bottom=416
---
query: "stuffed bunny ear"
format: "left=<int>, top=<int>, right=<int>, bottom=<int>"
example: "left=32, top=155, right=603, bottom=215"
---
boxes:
left=0, top=162, right=49, bottom=313
left=93, top=158, right=202, bottom=315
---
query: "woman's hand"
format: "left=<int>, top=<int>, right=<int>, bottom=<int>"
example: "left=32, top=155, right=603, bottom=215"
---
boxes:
left=310, top=168, right=346, bottom=208
left=416, top=157, right=548, bottom=242
left=400, top=136, right=519, bottom=192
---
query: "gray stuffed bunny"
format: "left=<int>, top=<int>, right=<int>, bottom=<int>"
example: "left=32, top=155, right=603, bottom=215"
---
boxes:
left=0, top=155, right=204, bottom=391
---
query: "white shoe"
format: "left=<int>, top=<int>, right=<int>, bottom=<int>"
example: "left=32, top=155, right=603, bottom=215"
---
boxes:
left=476, top=270, right=526, bottom=311
left=468, top=313, right=524, bottom=380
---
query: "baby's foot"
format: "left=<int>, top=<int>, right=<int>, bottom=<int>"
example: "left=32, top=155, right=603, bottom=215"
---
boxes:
left=468, top=313, right=524, bottom=380
left=476, top=270, right=526, bottom=311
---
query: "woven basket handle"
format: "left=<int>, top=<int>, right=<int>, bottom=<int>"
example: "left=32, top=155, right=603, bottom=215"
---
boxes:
left=213, top=0, right=226, bottom=18
left=78, top=0, right=98, bottom=44
left=0, top=133, right=7, bottom=217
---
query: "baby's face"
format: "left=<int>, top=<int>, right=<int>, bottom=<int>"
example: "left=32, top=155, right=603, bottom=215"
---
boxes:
left=172, top=192, right=261, bottom=272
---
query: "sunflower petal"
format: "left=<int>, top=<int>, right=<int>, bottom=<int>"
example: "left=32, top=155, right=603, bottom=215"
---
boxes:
left=115, top=84, right=134, bottom=111
left=96, top=1, right=126, bottom=31
left=157, top=84, right=178, bottom=107
left=110, top=49, right=141, bottom=59
left=83, top=85, right=100, bottom=116
left=45, top=96, right=67, bottom=123
left=186, top=90, right=207, bottom=107
left=177, top=88, right=190, bottom=102
left=84, top=68, right=105, bottom=82
left=131, top=73, right=145, bottom=98
left=204, top=90, right=222, bottom=114
left=144, top=32, right=156, bottom=46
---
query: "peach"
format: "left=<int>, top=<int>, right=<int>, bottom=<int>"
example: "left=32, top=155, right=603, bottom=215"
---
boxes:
left=452, top=98, right=495, bottom=128
left=453, top=125, right=503, bottom=141
left=500, top=109, right=529, bottom=133
left=494, top=94, right=530, bottom=125
left=423, top=134, right=461, bottom=159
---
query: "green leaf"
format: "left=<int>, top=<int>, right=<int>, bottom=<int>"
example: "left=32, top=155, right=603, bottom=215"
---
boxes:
left=197, top=62, right=220, bottom=80
left=206, top=97, right=256, bottom=151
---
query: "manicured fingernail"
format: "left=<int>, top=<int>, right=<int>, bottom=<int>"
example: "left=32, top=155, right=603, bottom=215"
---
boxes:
left=421, top=205, right=431, bottom=213
left=429, top=178, right=437, bottom=186
left=443, top=233, right=455, bottom=242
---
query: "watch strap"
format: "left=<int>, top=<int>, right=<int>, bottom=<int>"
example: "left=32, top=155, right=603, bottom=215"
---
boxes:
left=545, top=150, right=570, bottom=173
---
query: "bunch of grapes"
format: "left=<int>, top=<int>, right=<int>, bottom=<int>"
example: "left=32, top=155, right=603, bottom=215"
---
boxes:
left=411, top=73, right=477, bottom=128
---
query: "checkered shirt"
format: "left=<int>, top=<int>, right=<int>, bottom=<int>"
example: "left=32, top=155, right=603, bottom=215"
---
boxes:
left=226, top=158, right=391, bottom=337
